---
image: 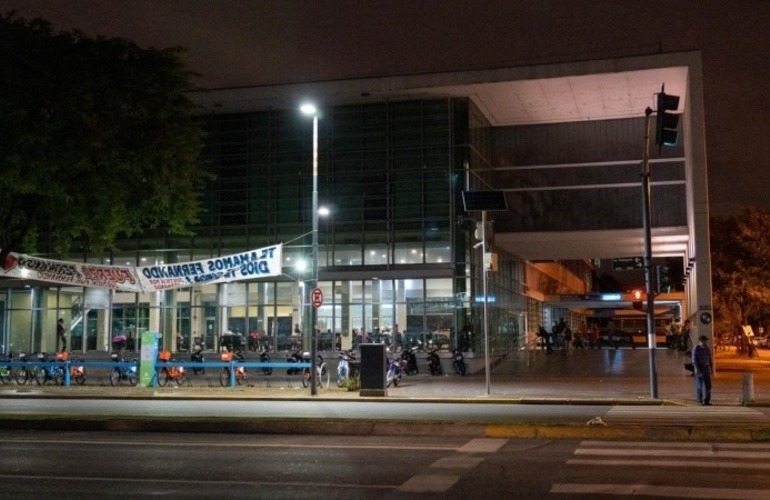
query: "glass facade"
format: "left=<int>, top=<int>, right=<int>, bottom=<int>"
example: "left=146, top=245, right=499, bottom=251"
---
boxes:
left=0, top=97, right=537, bottom=356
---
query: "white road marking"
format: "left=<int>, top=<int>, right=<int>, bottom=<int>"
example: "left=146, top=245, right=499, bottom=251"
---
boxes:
left=397, top=474, right=461, bottom=493
left=575, top=447, right=770, bottom=459
left=431, top=456, right=485, bottom=469
left=568, top=458, right=770, bottom=470
left=552, top=483, right=770, bottom=499
left=457, top=438, right=508, bottom=453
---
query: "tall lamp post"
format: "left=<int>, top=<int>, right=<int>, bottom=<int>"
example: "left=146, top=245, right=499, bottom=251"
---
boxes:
left=300, top=103, right=320, bottom=395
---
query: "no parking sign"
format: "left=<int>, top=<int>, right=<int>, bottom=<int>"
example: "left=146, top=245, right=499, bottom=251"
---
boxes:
left=311, top=287, right=323, bottom=309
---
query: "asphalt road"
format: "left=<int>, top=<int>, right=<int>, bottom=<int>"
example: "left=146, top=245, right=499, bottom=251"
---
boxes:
left=2, top=431, right=769, bottom=499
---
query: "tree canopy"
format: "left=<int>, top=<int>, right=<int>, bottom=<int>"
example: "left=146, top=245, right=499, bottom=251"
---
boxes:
left=710, top=207, right=770, bottom=334
left=0, top=13, right=209, bottom=265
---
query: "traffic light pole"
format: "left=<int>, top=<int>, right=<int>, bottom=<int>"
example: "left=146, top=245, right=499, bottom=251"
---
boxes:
left=642, top=107, right=659, bottom=399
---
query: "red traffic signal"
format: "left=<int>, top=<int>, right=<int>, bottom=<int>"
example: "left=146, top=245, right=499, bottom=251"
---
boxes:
left=632, top=289, right=644, bottom=310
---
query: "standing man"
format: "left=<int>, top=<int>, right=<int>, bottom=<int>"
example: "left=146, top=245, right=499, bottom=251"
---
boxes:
left=56, top=318, right=67, bottom=352
left=692, top=335, right=713, bottom=405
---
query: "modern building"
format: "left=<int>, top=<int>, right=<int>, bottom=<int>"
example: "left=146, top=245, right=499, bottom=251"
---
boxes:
left=0, top=50, right=710, bottom=359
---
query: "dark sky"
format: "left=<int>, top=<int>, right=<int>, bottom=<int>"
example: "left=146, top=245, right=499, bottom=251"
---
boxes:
left=3, top=0, right=768, bottom=216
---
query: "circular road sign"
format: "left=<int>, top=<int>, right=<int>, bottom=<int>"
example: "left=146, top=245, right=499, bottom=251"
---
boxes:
left=311, top=287, right=324, bottom=309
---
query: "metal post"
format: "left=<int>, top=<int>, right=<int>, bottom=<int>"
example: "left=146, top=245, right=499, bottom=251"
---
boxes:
left=642, top=107, right=658, bottom=399
left=310, top=114, right=319, bottom=395
left=482, top=210, right=491, bottom=395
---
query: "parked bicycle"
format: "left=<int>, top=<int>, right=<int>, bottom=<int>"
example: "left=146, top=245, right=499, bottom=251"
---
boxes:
left=219, top=348, right=247, bottom=386
left=302, top=353, right=329, bottom=389
left=109, top=352, right=138, bottom=386
left=155, top=350, right=187, bottom=386
left=452, top=348, right=466, bottom=376
left=15, top=352, right=41, bottom=385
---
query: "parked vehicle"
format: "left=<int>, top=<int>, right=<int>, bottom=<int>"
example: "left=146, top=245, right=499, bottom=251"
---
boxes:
left=336, top=350, right=358, bottom=387
left=258, top=346, right=273, bottom=376
left=452, top=348, right=466, bottom=376
left=190, top=344, right=206, bottom=374
left=302, top=353, right=329, bottom=389
left=33, top=352, right=66, bottom=385
left=219, top=348, right=246, bottom=386
left=286, top=349, right=304, bottom=375
left=427, top=348, right=442, bottom=376
left=156, top=350, right=187, bottom=386
left=56, top=351, right=86, bottom=385
left=109, top=352, right=138, bottom=386
left=400, top=345, right=419, bottom=375
left=386, top=354, right=403, bottom=388
left=0, top=352, right=13, bottom=384
left=14, top=352, right=32, bottom=384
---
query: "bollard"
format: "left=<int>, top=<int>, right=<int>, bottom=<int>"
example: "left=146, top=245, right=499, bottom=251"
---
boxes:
left=742, top=372, right=754, bottom=405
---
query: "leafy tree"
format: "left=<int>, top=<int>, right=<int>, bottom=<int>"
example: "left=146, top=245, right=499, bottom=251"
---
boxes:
left=710, top=207, right=770, bottom=335
left=0, top=13, right=210, bottom=266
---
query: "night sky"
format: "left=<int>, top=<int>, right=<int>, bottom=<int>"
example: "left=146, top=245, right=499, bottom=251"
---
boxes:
left=3, top=0, right=768, bottom=217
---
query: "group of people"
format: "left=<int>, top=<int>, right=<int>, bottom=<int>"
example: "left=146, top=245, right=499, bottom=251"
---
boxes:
left=666, top=318, right=692, bottom=351
left=537, top=319, right=602, bottom=354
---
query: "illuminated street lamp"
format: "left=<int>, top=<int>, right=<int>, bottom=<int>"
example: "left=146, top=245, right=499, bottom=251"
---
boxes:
left=300, top=103, right=320, bottom=395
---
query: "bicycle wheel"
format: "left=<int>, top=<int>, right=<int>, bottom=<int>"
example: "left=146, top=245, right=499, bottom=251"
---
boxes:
left=156, top=369, right=169, bottom=387
left=318, top=363, right=329, bottom=388
left=127, top=370, right=138, bottom=386
left=219, top=368, right=230, bottom=387
left=0, top=366, right=10, bottom=384
left=15, top=366, right=28, bottom=385
left=109, top=368, right=121, bottom=386
left=33, top=367, right=45, bottom=385
left=73, top=367, right=87, bottom=385
left=302, top=368, right=311, bottom=388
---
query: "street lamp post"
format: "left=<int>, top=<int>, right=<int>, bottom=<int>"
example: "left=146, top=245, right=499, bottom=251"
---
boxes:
left=301, top=103, right=320, bottom=395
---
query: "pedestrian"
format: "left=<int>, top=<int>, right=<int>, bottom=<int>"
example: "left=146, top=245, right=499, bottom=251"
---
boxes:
left=692, top=335, right=713, bottom=405
left=680, top=320, right=692, bottom=352
left=665, top=320, right=674, bottom=348
left=538, top=324, right=553, bottom=354
left=56, top=318, right=67, bottom=352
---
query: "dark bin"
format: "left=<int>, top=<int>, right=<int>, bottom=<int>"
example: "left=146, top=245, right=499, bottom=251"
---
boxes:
left=359, top=343, right=387, bottom=397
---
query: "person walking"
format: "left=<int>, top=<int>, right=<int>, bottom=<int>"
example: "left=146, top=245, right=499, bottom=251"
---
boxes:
left=56, top=318, right=67, bottom=352
left=692, top=335, right=713, bottom=405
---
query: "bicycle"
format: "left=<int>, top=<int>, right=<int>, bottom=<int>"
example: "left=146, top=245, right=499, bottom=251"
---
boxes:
left=109, top=352, right=138, bottom=386
left=302, top=354, right=329, bottom=389
left=155, top=350, right=187, bottom=387
left=336, top=350, right=358, bottom=387
left=14, top=352, right=39, bottom=385
left=219, top=348, right=247, bottom=386
left=35, top=352, right=66, bottom=385
left=0, top=352, right=13, bottom=384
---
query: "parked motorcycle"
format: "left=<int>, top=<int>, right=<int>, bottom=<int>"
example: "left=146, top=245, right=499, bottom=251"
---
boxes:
left=336, top=350, right=358, bottom=387
left=258, top=346, right=273, bottom=376
left=0, top=352, right=13, bottom=384
left=190, top=344, right=205, bottom=374
left=452, top=348, right=466, bottom=376
left=400, top=345, right=419, bottom=375
left=286, top=348, right=305, bottom=375
left=386, top=354, right=403, bottom=388
left=427, top=348, right=442, bottom=376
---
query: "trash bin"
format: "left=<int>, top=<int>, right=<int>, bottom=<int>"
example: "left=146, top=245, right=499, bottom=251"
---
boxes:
left=359, top=343, right=387, bottom=397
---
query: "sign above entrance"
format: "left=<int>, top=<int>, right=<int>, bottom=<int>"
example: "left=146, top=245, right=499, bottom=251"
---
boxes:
left=612, top=257, right=644, bottom=271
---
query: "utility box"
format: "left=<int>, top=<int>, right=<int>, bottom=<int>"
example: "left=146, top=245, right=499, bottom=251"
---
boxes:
left=359, top=343, right=387, bottom=397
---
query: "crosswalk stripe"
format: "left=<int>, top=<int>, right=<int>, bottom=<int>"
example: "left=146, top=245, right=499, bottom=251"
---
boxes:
left=575, top=448, right=770, bottom=459
left=604, top=405, right=770, bottom=425
left=567, top=458, right=770, bottom=470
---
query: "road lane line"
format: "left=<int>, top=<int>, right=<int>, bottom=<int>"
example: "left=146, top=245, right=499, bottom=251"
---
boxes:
left=551, top=483, right=770, bottom=499
left=567, top=458, right=770, bottom=470
left=575, top=448, right=770, bottom=459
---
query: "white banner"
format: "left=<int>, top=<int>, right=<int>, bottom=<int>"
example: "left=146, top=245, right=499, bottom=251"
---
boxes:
left=0, top=244, right=283, bottom=292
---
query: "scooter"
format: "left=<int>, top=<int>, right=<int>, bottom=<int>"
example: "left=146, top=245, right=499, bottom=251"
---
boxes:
left=219, top=347, right=246, bottom=386
left=400, top=345, right=419, bottom=375
left=258, top=346, right=273, bottom=375
left=386, top=354, right=403, bottom=388
left=190, top=344, right=205, bottom=374
left=452, top=348, right=466, bottom=376
left=427, top=348, right=442, bottom=376
left=337, top=350, right=358, bottom=387
left=286, top=348, right=304, bottom=375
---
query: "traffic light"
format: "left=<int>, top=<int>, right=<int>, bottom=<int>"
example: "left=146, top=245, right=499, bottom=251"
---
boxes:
left=656, top=265, right=671, bottom=294
left=632, top=289, right=644, bottom=310
left=655, top=87, right=680, bottom=147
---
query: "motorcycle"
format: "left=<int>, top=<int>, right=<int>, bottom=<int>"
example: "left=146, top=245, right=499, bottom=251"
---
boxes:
left=258, top=346, right=273, bottom=376
left=286, top=348, right=305, bottom=375
left=336, top=350, right=358, bottom=387
left=427, top=348, right=442, bottom=376
left=219, top=347, right=246, bottom=386
left=452, top=349, right=466, bottom=376
left=0, top=352, right=13, bottom=384
left=190, top=344, right=205, bottom=374
left=386, top=354, right=403, bottom=388
left=400, top=345, right=419, bottom=375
